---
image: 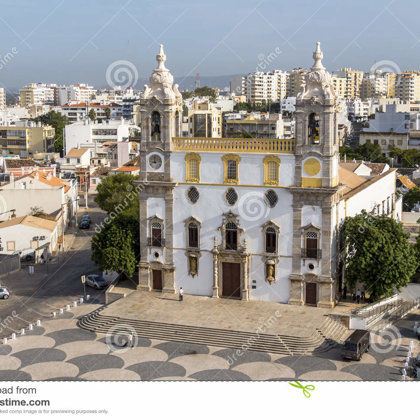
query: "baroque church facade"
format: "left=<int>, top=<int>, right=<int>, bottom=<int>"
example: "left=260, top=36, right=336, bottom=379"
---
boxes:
left=136, top=43, right=400, bottom=308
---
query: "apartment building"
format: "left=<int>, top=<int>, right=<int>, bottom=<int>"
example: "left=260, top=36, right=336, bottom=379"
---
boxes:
left=359, top=104, right=411, bottom=156
left=0, top=88, right=5, bottom=109
left=331, top=68, right=363, bottom=98
left=54, top=84, right=96, bottom=106
left=287, top=68, right=306, bottom=97
left=360, top=73, right=388, bottom=99
left=224, top=112, right=284, bottom=139
left=60, top=102, right=123, bottom=122
left=19, top=83, right=56, bottom=107
left=187, top=100, right=222, bottom=137
left=395, top=71, right=420, bottom=102
left=63, top=118, right=133, bottom=156
left=0, top=122, right=55, bottom=157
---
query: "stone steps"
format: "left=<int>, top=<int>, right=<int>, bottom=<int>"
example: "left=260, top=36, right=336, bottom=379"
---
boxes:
left=77, top=310, right=348, bottom=356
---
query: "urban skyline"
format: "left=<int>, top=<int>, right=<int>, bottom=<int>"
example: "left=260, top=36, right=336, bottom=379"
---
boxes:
left=1, top=0, right=420, bottom=88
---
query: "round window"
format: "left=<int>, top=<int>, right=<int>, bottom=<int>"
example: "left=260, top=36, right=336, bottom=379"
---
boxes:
left=265, top=190, right=278, bottom=208
left=187, top=187, right=200, bottom=204
left=225, top=188, right=238, bottom=206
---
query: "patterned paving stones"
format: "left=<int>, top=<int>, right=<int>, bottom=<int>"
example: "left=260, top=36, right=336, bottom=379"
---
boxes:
left=0, top=308, right=417, bottom=381
left=127, top=361, right=186, bottom=380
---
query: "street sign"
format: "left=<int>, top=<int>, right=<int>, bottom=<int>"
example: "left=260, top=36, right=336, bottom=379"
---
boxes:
left=81, top=275, right=86, bottom=284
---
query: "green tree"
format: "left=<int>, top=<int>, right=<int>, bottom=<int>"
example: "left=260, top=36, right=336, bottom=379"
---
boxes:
left=32, top=110, right=69, bottom=154
left=94, top=173, right=139, bottom=217
left=342, top=211, right=418, bottom=301
left=354, top=143, right=389, bottom=163
left=88, top=108, right=96, bottom=121
left=402, top=149, right=420, bottom=167
left=182, top=104, right=189, bottom=117
left=104, top=107, right=111, bottom=120
left=91, top=214, right=139, bottom=276
left=403, top=187, right=420, bottom=211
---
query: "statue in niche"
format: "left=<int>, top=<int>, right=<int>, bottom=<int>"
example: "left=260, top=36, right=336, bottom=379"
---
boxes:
left=266, top=261, right=275, bottom=284
left=151, top=111, right=161, bottom=141
left=189, top=255, right=198, bottom=277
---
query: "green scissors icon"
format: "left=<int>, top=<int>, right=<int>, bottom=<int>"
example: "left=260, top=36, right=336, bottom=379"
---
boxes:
left=289, top=381, right=315, bottom=398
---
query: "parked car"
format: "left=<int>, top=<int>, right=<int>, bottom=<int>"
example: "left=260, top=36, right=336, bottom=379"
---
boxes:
left=0, top=287, right=10, bottom=299
left=81, top=215, right=91, bottom=223
left=85, top=274, right=108, bottom=289
left=14, top=249, right=35, bottom=262
left=79, top=219, right=90, bottom=229
left=341, top=329, right=370, bottom=361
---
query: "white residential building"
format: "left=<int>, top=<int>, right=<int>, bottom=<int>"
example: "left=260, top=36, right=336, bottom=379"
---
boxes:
left=0, top=215, right=59, bottom=260
left=0, top=170, right=78, bottom=223
left=63, top=119, right=133, bottom=156
left=59, top=102, right=123, bottom=123
left=244, top=70, right=288, bottom=103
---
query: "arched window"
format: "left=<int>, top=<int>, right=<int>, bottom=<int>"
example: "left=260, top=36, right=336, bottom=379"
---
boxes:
left=263, top=155, right=281, bottom=185
left=265, top=227, right=277, bottom=253
left=151, top=111, right=161, bottom=141
left=151, top=222, right=162, bottom=247
left=185, top=153, right=201, bottom=182
left=225, top=222, right=238, bottom=250
left=305, top=231, right=318, bottom=258
left=222, top=154, right=241, bottom=184
left=188, top=222, right=199, bottom=248
left=308, top=113, right=320, bottom=144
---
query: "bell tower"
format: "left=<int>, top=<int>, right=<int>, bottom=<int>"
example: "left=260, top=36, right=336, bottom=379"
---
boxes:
left=137, top=45, right=183, bottom=294
left=294, top=42, right=339, bottom=188
left=288, top=42, right=341, bottom=309
left=139, top=44, right=183, bottom=183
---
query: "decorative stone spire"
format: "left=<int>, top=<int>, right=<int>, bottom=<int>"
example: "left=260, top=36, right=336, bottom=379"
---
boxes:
left=141, top=44, right=181, bottom=103
left=297, top=41, right=335, bottom=102
left=156, top=44, right=167, bottom=71
left=311, top=41, right=324, bottom=71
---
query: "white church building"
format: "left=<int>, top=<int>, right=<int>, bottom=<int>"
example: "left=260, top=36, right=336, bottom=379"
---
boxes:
left=136, top=43, right=401, bottom=308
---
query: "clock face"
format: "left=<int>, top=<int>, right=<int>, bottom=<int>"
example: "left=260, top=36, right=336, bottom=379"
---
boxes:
left=148, top=154, right=162, bottom=170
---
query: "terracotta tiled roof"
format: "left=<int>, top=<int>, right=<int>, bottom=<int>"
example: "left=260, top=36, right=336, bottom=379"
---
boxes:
left=116, top=166, right=138, bottom=172
left=62, top=102, right=121, bottom=108
left=28, top=170, right=71, bottom=193
left=0, top=215, right=57, bottom=232
left=398, top=175, right=416, bottom=189
left=339, top=162, right=361, bottom=173
left=5, top=159, right=39, bottom=169
left=363, top=162, right=387, bottom=176
left=339, top=167, right=367, bottom=195
left=66, top=148, right=89, bottom=158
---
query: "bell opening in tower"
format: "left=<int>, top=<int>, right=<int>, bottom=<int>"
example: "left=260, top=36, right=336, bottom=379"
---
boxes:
left=308, top=113, right=320, bottom=144
left=151, top=111, right=161, bottom=141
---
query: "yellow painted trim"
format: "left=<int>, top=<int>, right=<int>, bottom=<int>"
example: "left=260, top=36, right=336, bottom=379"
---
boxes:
left=303, top=158, right=321, bottom=176
left=185, top=152, right=201, bottom=183
left=221, top=154, right=241, bottom=184
left=333, top=176, right=338, bottom=187
left=301, top=177, right=322, bottom=188
left=172, top=137, right=295, bottom=154
left=263, top=155, right=281, bottom=186
left=178, top=182, right=287, bottom=189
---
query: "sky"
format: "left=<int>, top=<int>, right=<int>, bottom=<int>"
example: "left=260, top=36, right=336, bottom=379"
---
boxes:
left=1, top=0, right=420, bottom=90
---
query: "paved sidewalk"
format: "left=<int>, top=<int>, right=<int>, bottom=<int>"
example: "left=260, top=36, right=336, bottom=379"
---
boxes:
left=101, top=291, right=331, bottom=337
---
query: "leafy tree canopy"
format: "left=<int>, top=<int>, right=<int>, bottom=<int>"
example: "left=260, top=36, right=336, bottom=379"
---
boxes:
left=339, top=143, right=389, bottom=164
left=403, top=187, right=420, bottom=212
left=94, top=173, right=139, bottom=217
left=88, top=108, right=96, bottom=121
left=181, top=86, right=217, bottom=101
left=342, top=211, right=418, bottom=301
left=32, top=110, right=69, bottom=154
left=91, top=213, right=139, bottom=276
